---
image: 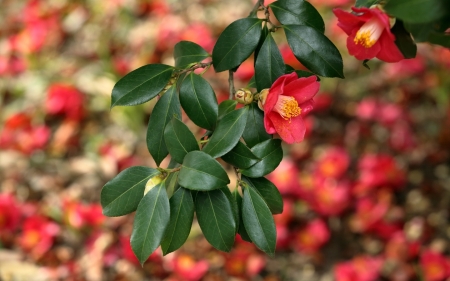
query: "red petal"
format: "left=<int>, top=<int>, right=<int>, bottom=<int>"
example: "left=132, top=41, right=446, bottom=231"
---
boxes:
left=283, top=76, right=319, bottom=104
left=264, top=113, right=277, bottom=134
left=300, top=100, right=315, bottom=115
left=268, top=112, right=306, bottom=144
left=333, top=8, right=364, bottom=35
left=347, top=29, right=380, bottom=60
left=367, top=7, right=394, bottom=40
left=376, top=33, right=404, bottom=62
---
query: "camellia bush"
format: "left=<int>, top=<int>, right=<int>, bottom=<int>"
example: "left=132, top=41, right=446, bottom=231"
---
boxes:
left=100, top=0, right=450, bottom=265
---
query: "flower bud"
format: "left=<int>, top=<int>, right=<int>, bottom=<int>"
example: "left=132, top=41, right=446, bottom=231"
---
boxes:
left=144, top=175, right=164, bottom=195
left=257, top=89, right=269, bottom=110
left=235, top=88, right=253, bottom=105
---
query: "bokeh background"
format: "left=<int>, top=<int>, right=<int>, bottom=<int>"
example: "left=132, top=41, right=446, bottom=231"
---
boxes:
left=1, top=0, right=450, bottom=280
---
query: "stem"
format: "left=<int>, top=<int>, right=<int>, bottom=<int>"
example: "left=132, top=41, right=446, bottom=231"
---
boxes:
left=248, top=0, right=265, bottom=17
left=176, top=61, right=213, bottom=76
left=228, top=70, right=235, bottom=100
left=158, top=166, right=181, bottom=175
left=198, top=139, right=209, bottom=144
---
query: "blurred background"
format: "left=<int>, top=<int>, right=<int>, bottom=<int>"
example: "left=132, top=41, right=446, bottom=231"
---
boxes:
left=1, top=0, right=450, bottom=280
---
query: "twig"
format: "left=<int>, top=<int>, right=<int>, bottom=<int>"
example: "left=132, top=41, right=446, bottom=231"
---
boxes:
left=176, top=61, right=212, bottom=76
left=228, top=70, right=235, bottom=100
left=248, top=0, right=265, bottom=17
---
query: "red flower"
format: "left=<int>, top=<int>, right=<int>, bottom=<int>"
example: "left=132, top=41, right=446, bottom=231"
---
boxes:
left=46, top=84, right=85, bottom=121
left=18, top=215, right=60, bottom=259
left=333, top=6, right=404, bottom=62
left=291, top=219, right=330, bottom=254
left=260, top=73, right=319, bottom=144
left=420, top=250, right=450, bottom=281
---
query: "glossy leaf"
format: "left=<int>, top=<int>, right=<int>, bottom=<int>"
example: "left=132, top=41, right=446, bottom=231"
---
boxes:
left=234, top=189, right=252, bottom=242
left=131, top=182, right=170, bottom=265
left=384, top=0, right=446, bottom=24
left=174, top=41, right=210, bottom=69
left=242, top=176, right=283, bottom=214
left=241, top=139, right=283, bottom=178
left=255, top=33, right=285, bottom=91
left=111, top=64, right=173, bottom=108
left=178, top=151, right=230, bottom=191
left=195, top=189, right=236, bottom=252
left=255, top=24, right=270, bottom=61
left=147, top=85, right=181, bottom=166
left=284, top=25, right=344, bottom=78
left=242, top=103, right=272, bottom=148
left=164, top=117, right=199, bottom=164
left=285, top=64, right=319, bottom=79
left=247, top=76, right=256, bottom=88
left=221, top=187, right=239, bottom=233
left=391, top=20, right=417, bottom=59
left=161, top=187, right=194, bottom=255
left=355, top=0, right=379, bottom=7
left=165, top=171, right=180, bottom=198
left=270, top=0, right=325, bottom=33
left=218, top=100, right=237, bottom=122
left=221, top=141, right=260, bottom=169
left=101, top=166, right=160, bottom=217
left=202, top=107, right=249, bottom=158
left=180, top=73, right=218, bottom=130
left=212, top=18, right=263, bottom=72
left=242, top=184, right=276, bottom=255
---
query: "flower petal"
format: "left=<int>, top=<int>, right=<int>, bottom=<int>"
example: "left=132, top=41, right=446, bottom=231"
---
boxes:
left=347, top=29, right=381, bottom=60
left=264, top=113, right=277, bottom=134
left=376, top=32, right=404, bottom=63
left=333, top=8, right=365, bottom=35
left=283, top=76, right=319, bottom=104
left=267, top=112, right=306, bottom=144
left=299, top=100, right=315, bottom=115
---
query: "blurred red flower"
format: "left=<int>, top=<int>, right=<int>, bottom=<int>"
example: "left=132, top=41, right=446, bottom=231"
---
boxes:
left=18, top=215, right=60, bottom=259
left=333, top=6, right=404, bottom=62
left=314, top=146, right=350, bottom=179
left=267, top=158, right=301, bottom=197
left=0, top=193, right=21, bottom=233
left=171, top=253, right=209, bottom=281
left=310, top=178, right=351, bottom=216
left=291, top=219, right=330, bottom=254
left=335, top=255, right=383, bottom=281
left=224, top=247, right=265, bottom=278
left=64, top=200, right=105, bottom=229
left=260, top=72, right=319, bottom=144
left=420, top=250, right=450, bottom=281
left=46, top=84, right=85, bottom=121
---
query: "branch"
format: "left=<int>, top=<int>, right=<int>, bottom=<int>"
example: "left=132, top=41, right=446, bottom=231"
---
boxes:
left=228, top=70, right=235, bottom=100
left=248, top=0, right=265, bottom=17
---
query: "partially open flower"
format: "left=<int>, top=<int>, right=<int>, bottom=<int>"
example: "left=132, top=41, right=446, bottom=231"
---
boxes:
left=235, top=88, right=253, bottom=105
left=259, top=73, right=319, bottom=144
left=333, top=6, right=404, bottom=62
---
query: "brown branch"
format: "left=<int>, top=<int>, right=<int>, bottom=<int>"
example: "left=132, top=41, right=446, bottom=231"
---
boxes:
left=228, top=70, right=235, bottom=100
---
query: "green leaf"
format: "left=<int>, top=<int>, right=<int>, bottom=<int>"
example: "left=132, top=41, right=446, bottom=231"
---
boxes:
left=195, top=189, right=236, bottom=252
left=255, top=24, right=270, bottom=61
left=179, top=151, right=230, bottom=191
left=174, top=41, right=210, bottom=69
left=221, top=187, right=239, bottom=233
left=255, top=33, right=285, bottom=92
left=285, top=65, right=319, bottom=79
left=218, top=100, right=237, bottom=121
left=391, top=20, right=417, bottom=59
left=161, top=187, right=194, bottom=255
left=164, top=117, right=199, bottom=164
left=270, top=0, right=325, bottom=33
left=202, top=107, right=249, bottom=158
left=101, top=167, right=160, bottom=217
left=355, top=0, right=379, bottom=7
left=111, top=64, right=174, bottom=108
left=131, top=182, right=170, bottom=265
left=180, top=73, right=218, bottom=131
left=241, top=139, right=283, bottom=178
left=234, top=189, right=252, bottom=242
left=284, top=25, right=344, bottom=78
left=146, top=85, right=181, bottom=166
left=165, top=171, right=180, bottom=198
left=241, top=176, right=283, bottom=214
left=384, top=0, right=447, bottom=24
left=212, top=18, right=263, bottom=72
left=242, top=103, right=272, bottom=148
left=427, top=31, right=450, bottom=48
left=242, top=184, right=276, bottom=255
left=247, top=76, right=256, bottom=88
left=221, top=141, right=260, bottom=169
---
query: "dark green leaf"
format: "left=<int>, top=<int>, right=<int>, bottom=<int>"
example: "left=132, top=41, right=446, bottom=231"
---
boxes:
left=147, top=85, right=181, bottom=166
left=270, top=0, right=325, bottom=33
left=221, top=141, right=260, bottom=169
left=427, top=31, right=450, bottom=48
left=285, top=64, right=319, bottom=79
left=221, top=187, right=239, bottom=233
left=174, top=41, right=210, bottom=69
left=195, top=189, right=236, bottom=252
left=164, top=117, right=199, bottom=164
left=202, top=107, right=249, bottom=158
left=355, top=0, right=379, bottom=7
left=179, top=151, right=230, bottom=191
left=241, top=139, right=283, bottom=178
left=234, top=189, right=252, bottom=242
left=255, top=33, right=285, bottom=92
left=284, top=25, right=344, bottom=78
left=101, top=167, right=160, bottom=217
left=218, top=100, right=237, bottom=122
left=212, top=18, right=263, bottom=72
left=247, top=76, right=256, bottom=88
left=362, top=59, right=371, bottom=69
left=255, top=24, right=270, bottom=61
left=242, top=176, right=283, bottom=214
left=165, top=171, right=180, bottom=198
left=111, top=64, right=174, bottom=108
left=180, top=73, right=218, bottom=131
left=131, top=182, right=170, bottom=265
left=161, top=187, right=194, bottom=255
left=242, top=103, right=272, bottom=148
left=384, top=0, right=446, bottom=24
left=391, top=20, right=417, bottom=59
left=242, top=184, right=276, bottom=255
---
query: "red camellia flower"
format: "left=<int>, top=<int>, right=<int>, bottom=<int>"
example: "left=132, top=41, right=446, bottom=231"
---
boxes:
left=260, top=73, right=319, bottom=144
left=46, top=84, right=85, bottom=121
left=333, top=6, right=404, bottom=62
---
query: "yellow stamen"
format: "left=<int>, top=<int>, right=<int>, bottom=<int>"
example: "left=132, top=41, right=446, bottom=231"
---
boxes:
left=354, top=17, right=383, bottom=48
left=274, top=95, right=301, bottom=122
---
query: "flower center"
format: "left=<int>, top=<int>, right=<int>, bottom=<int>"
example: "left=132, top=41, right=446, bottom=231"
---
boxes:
left=273, top=95, right=301, bottom=122
left=354, top=17, right=384, bottom=48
